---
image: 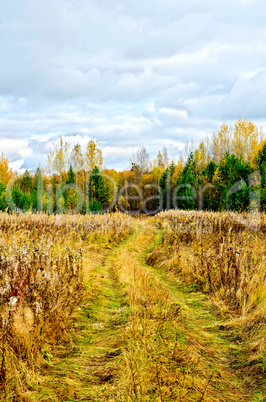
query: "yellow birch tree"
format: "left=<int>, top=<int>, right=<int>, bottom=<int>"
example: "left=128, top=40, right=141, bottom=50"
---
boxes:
left=211, top=122, right=232, bottom=164
left=70, top=144, right=84, bottom=173
left=233, top=118, right=264, bottom=163
left=47, top=136, right=70, bottom=178
left=0, top=153, right=13, bottom=184
left=84, top=140, right=103, bottom=172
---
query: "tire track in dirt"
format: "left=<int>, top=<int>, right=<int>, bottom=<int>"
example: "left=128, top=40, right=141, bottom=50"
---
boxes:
left=30, top=221, right=263, bottom=401
left=29, top=231, right=138, bottom=401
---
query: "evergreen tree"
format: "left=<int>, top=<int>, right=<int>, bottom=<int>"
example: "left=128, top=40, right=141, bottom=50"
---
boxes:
left=89, top=199, right=103, bottom=213
left=175, top=153, right=199, bottom=210
left=21, top=170, right=32, bottom=193
left=255, top=143, right=266, bottom=196
left=0, top=181, right=7, bottom=211
left=160, top=168, right=171, bottom=210
left=256, top=142, right=266, bottom=169
left=61, top=166, right=78, bottom=211
left=259, top=159, right=266, bottom=210
left=213, top=153, right=251, bottom=211
left=169, top=161, right=175, bottom=177
left=203, top=161, right=217, bottom=182
left=32, top=168, right=44, bottom=212
left=67, top=165, right=76, bottom=184
left=261, top=162, right=266, bottom=188
left=12, top=183, right=32, bottom=211
left=88, top=166, right=110, bottom=212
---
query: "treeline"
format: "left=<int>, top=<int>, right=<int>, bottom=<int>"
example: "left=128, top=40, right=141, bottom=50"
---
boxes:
left=0, top=118, right=266, bottom=214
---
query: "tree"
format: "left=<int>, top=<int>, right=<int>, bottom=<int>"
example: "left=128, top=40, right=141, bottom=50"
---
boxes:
left=162, top=146, right=169, bottom=168
left=153, top=146, right=169, bottom=171
left=0, top=153, right=13, bottom=184
left=156, top=150, right=164, bottom=170
left=21, top=170, right=32, bottom=193
left=70, top=144, right=84, bottom=173
left=103, top=168, right=119, bottom=208
left=160, top=168, right=171, bottom=210
left=117, top=169, right=136, bottom=211
left=11, top=184, right=32, bottom=211
left=254, top=142, right=266, bottom=189
left=130, top=146, right=150, bottom=179
left=70, top=143, right=86, bottom=192
left=0, top=181, right=7, bottom=211
left=233, top=118, right=263, bottom=163
left=184, top=140, right=196, bottom=160
left=255, top=142, right=266, bottom=169
left=67, top=165, right=76, bottom=184
left=31, top=167, right=44, bottom=212
left=85, top=140, right=103, bottom=172
left=210, top=119, right=264, bottom=165
left=212, top=153, right=251, bottom=211
left=175, top=153, right=199, bottom=210
left=63, top=188, right=79, bottom=211
left=62, top=165, right=78, bottom=211
left=47, top=136, right=70, bottom=178
left=203, top=161, right=217, bottom=182
left=194, top=141, right=209, bottom=170
left=211, top=122, right=232, bottom=164
left=170, top=159, right=184, bottom=189
left=88, top=166, right=110, bottom=212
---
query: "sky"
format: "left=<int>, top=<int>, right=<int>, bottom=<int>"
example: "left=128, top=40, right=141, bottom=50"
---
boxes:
left=1, top=0, right=266, bottom=172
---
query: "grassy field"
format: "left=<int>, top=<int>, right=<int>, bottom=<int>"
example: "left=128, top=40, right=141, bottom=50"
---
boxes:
left=0, top=212, right=265, bottom=401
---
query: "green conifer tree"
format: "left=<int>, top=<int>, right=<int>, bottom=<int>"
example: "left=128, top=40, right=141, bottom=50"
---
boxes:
left=88, top=166, right=110, bottom=212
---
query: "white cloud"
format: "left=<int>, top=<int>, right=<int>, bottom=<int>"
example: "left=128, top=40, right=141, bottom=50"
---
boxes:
left=159, top=108, right=188, bottom=120
left=0, top=139, right=33, bottom=159
left=9, top=160, right=26, bottom=174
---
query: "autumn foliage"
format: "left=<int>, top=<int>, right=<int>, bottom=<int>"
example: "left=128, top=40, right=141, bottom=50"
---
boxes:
left=0, top=119, right=264, bottom=214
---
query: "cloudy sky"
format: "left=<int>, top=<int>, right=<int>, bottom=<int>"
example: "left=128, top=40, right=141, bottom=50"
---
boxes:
left=1, top=0, right=266, bottom=171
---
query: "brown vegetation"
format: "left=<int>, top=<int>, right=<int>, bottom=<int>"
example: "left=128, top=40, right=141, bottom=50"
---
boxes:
left=0, top=211, right=265, bottom=400
left=0, top=212, right=133, bottom=399
left=150, top=210, right=266, bottom=375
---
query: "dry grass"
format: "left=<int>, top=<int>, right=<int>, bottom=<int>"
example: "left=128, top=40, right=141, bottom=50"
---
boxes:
left=1, top=210, right=265, bottom=400
left=107, top=224, right=255, bottom=401
left=151, top=210, right=266, bottom=378
left=0, top=211, right=133, bottom=399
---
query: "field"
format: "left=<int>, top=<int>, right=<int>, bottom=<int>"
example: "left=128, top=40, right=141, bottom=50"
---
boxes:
left=0, top=211, right=265, bottom=401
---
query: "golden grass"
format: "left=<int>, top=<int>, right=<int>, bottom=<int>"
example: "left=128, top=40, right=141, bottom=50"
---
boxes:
left=101, top=223, right=253, bottom=401
left=0, top=211, right=134, bottom=399
left=1, top=210, right=265, bottom=400
left=151, top=210, right=266, bottom=380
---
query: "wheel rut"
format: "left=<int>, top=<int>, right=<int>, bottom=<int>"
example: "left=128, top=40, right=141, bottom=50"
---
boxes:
left=31, top=223, right=264, bottom=401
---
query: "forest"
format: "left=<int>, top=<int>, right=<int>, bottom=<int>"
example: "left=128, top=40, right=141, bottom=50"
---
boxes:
left=0, top=118, right=265, bottom=215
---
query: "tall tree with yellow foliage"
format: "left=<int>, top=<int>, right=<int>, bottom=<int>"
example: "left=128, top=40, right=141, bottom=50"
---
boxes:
left=70, top=143, right=86, bottom=190
left=209, top=119, right=264, bottom=165
left=47, top=136, right=70, bottom=178
left=156, top=150, right=164, bottom=170
left=194, top=141, right=209, bottom=170
left=233, top=118, right=264, bottom=163
left=84, top=140, right=103, bottom=172
left=151, top=147, right=170, bottom=176
left=0, top=153, right=13, bottom=184
left=70, top=144, right=84, bottom=173
left=211, top=122, right=232, bottom=164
